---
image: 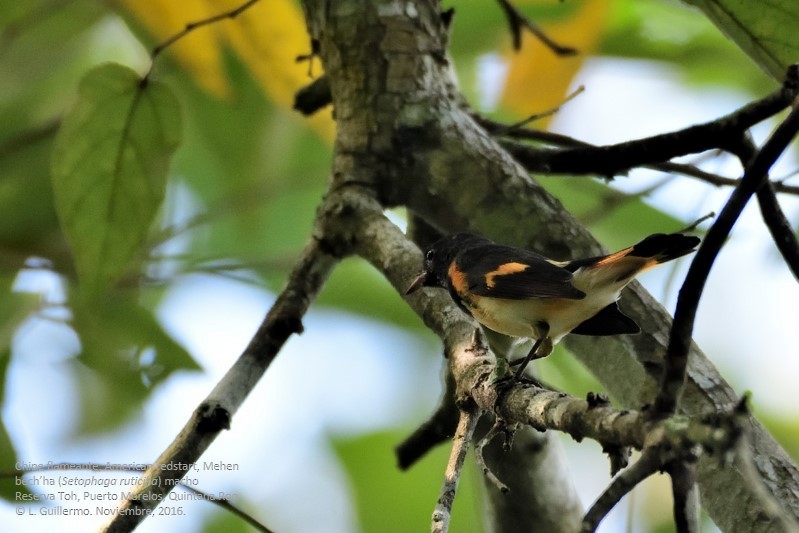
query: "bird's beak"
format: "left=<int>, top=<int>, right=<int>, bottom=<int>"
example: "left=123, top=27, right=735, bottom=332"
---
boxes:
left=405, top=271, right=428, bottom=295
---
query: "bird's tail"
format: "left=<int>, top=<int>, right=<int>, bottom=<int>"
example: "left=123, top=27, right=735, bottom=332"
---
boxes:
left=627, top=233, right=701, bottom=264
left=582, top=233, right=700, bottom=284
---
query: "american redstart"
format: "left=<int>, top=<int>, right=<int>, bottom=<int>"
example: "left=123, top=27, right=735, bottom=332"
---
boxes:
left=406, top=232, right=700, bottom=378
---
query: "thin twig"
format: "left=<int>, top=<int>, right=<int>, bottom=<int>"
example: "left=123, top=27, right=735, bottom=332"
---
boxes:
left=475, top=68, right=799, bottom=195
left=500, top=70, right=799, bottom=176
left=653, top=102, right=799, bottom=416
left=474, top=419, right=511, bottom=494
left=579, top=175, right=673, bottom=226
left=151, top=0, right=260, bottom=59
left=431, top=406, right=481, bottom=533
left=6, top=464, right=272, bottom=532
left=142, top=0, right=260, bottom=83
left=484, top=125, right=799, bottom=196
left=499, top=85, right=585, bottom=133
left=495, top=0, right=577, bottom=55
left=581, top=449, right=661, bottom=533
left=178, top=483, right=272, bottom=532
left=677, top=212, right=715, bottom=234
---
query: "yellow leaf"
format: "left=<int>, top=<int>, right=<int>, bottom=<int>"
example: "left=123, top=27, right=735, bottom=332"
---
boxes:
left=215, top=0, right=335, bottom=140
left=501, top=0, right=609, bottom=127
left=119, top=0, right=335, bottom=140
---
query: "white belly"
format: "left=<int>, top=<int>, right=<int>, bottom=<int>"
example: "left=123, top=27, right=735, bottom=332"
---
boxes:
left=465, top=277, right=624, bottom=344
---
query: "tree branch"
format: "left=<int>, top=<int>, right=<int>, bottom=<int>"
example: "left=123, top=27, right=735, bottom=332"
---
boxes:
left=758, top=181, right=799, bottom=280
left=294, top=2, right=799, bottom=530
left=500, top=67, right=799, bottom=177
left=653, top=102, right=799, bottom=417
left=103, top=234, right=337, bottom=531
left=733, top=134, right=799, bottom=281
left=431, top=405, right=479, bottom=533
left=487, top=128, right=799, bottom=196
left=6, top=463, right=273, bottom=532
left=669, top=461, right=700, bottom=533
left=495, top=0, right=577, bottom=55
left=293, top=75, right=331, bottom=116
left=476, top=118, right=799, bottom=195
left=335, top=189, right=764, bottom=532
left=581, top=449, right=661, bottom=533
left=150, top=0, right=260, bottom=60
left=480, top=427, right=583, bottom=533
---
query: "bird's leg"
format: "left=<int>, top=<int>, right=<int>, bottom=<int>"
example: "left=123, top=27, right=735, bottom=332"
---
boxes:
left=513, top=323, right=552, bottom=379
left=514, top=337, right=543, bottom=379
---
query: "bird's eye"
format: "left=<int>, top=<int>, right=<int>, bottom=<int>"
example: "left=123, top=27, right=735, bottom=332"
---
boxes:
left=425, top=249, right=435, bottom=262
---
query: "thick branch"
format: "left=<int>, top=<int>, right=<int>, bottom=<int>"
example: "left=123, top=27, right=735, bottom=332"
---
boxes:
left=330, top=188, right=586, bottom=530
left=337, top=189, right=761, bottom=533
left=394, top=74, right=799, bottom=531
left=300, top=1, right=799, bottom=529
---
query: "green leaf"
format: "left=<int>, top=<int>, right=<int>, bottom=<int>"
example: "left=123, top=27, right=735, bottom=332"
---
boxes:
left=682, top=0, right=799, bottom=79
left=71, top=289, right=199, bottom=433
left=51, top=63, right=182, bottom=295
left=603, top=0, right=772, bottom=94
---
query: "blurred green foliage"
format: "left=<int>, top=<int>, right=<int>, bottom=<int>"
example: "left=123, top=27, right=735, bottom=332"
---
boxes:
left=333, top=432, right=483, bottom=533
left=1, top=0, right=798, bottom=530
left=51, top=64, right=182, bottom=296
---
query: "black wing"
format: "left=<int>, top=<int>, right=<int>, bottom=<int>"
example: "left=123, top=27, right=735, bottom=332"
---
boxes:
left=457, top=244, right=585, bottom=300
left=571, top=301, right=640, bottom=336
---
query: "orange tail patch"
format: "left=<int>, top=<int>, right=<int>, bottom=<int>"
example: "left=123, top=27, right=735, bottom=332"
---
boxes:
left=589, top=233, right=699, bottom=282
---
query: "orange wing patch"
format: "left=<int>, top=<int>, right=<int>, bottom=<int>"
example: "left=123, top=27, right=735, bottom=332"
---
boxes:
left=448, top=261, right=470, bottom=294
left=485, top=262, right=528, bottom=288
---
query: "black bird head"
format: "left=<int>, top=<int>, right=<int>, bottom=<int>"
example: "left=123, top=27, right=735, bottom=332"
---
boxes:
left=405, top=232, right=491, bottom=294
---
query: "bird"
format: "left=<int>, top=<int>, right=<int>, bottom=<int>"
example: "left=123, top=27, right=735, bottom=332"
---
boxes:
left=406, top=231, right=700, bottom=378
